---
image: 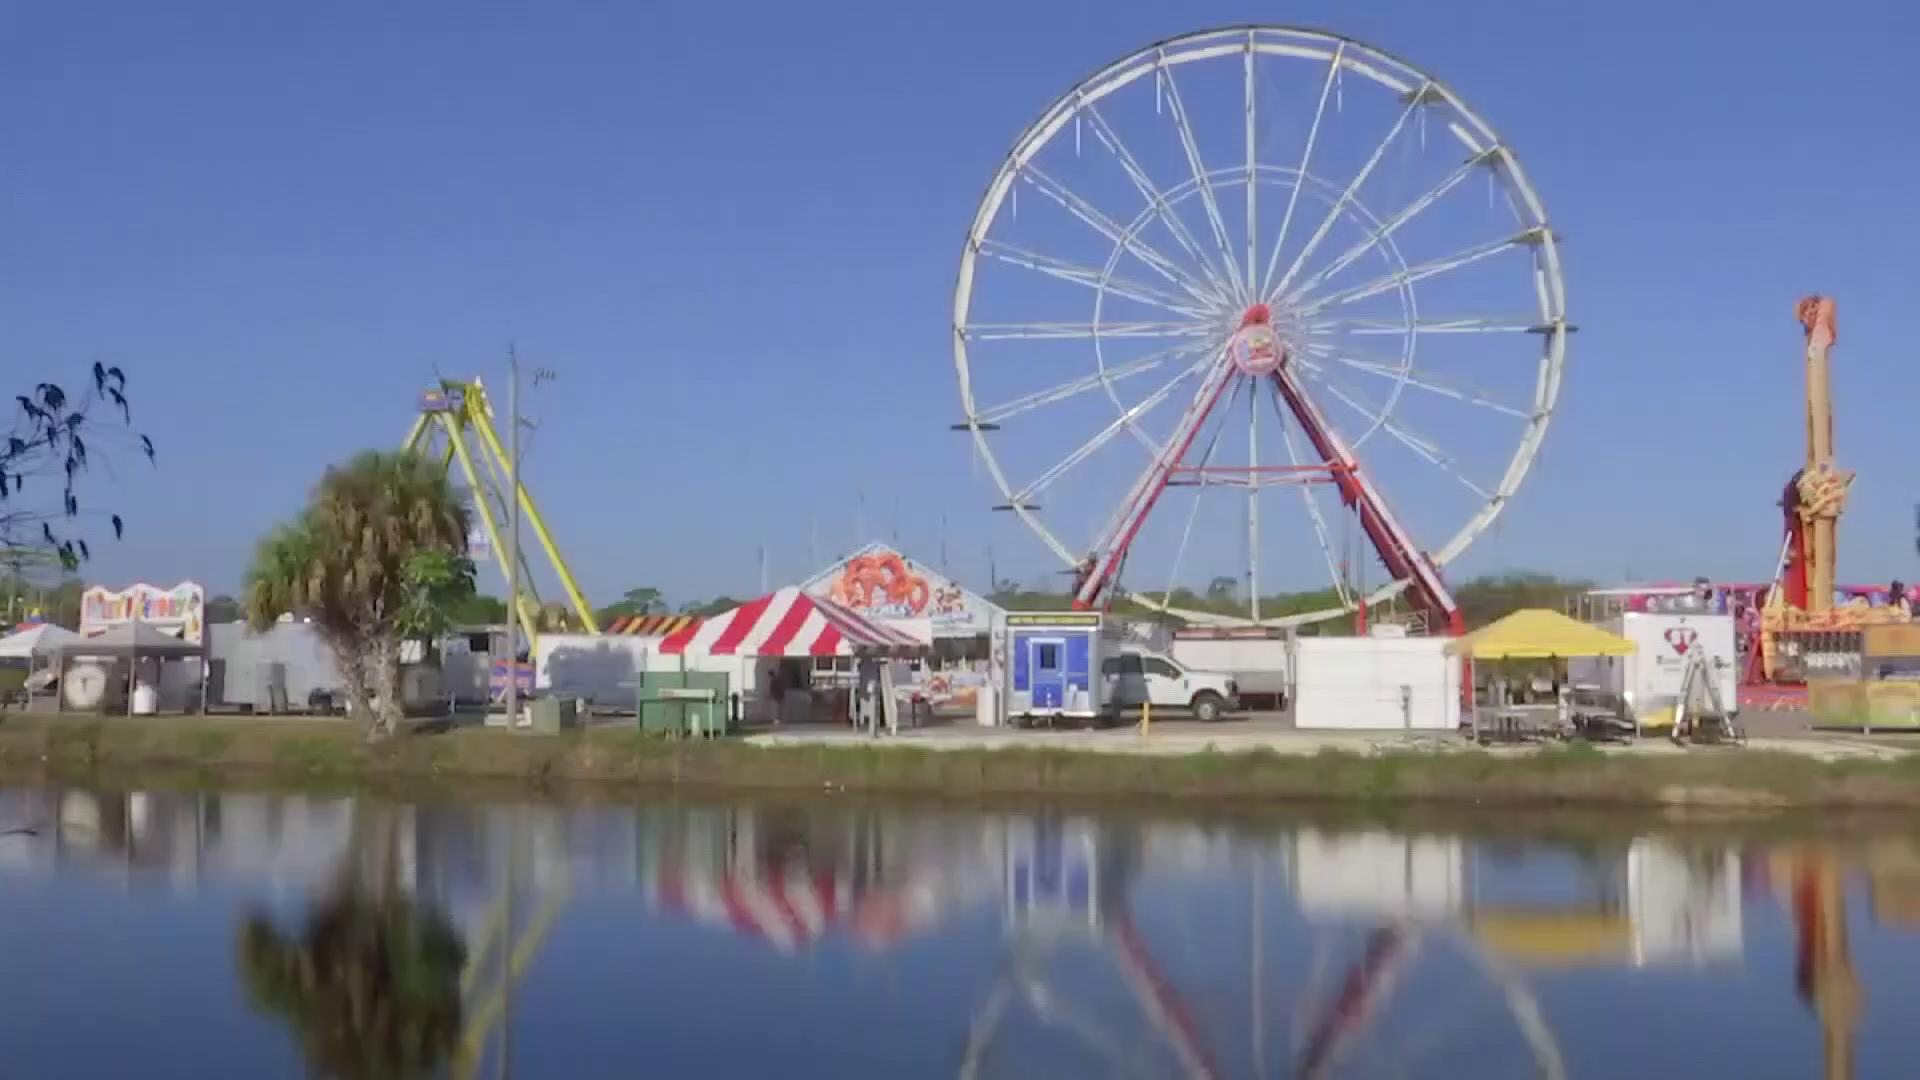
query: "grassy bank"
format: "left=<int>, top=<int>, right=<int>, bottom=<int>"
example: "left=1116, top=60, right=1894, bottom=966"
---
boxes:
left=3, top=713, right=1920, bottom=811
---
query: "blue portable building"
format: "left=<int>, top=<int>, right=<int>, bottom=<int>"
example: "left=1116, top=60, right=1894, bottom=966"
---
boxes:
left=999, top=611, right=1104, bottom=725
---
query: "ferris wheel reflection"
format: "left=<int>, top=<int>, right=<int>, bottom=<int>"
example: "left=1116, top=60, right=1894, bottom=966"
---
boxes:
left=958, top=824, right=1769, bottom=1080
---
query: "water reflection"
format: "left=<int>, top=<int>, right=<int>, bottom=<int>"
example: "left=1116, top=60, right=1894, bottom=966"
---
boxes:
left=236, top=831, right=467, bottom=1079
left=1, top=788, right=1917, bottom=1079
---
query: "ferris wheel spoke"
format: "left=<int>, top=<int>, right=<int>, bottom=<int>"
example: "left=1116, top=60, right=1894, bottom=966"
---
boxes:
left=1242, top=33, right=1259, bottom=301
left=1279, top=147, right=1502, bottom=307
left=1027, top=980, right=1168, bottom=1080
left=1157, top=55, right=1246, bottom=301
left=1268, top=81, right=1433, bottom=302
left=1010, top=353, right=1217, bottom=504
left=1297, top=364, right=1493, bottom=499
left=1306, top=315, right=1544, bottom=335
left=1018, top=164, right=1223, bottom=308
left=1298, top=344, right=1532, bottom=418
left=1080, top=103, right=1238, bottom=301
left=1271, top=387, right=1351, bottom=607
left=971, top=339, right=1218, bottom=426
left=963, top=320, right=1217, bottom=341
left=1245, top=352, right=1262, bottom=617
left=1458, top=938, right=1569, bottom=1080
left=979, top=239, right=1215, bottom=319
left=1259, top=42, right=1345, bottom=299
left=1293, top=229, right=1543, bottom=315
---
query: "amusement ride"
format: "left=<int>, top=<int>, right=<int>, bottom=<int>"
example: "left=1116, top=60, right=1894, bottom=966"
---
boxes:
left=953, top=26, right=1570, bottom=633
left=403, top=378, right=599, bottom=643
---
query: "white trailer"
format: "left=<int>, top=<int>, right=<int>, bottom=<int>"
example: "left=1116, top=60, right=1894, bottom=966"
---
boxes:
left=1170, top=630, right=1291, bottom=709
left=1290, top=636, right=1463, bottom=731
left=1571, top=613, right=1738, bottom=727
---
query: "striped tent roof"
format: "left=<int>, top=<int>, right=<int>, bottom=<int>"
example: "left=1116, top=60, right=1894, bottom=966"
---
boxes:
left=657, top=587, right=925, bottom=657
left=652, top=858, right=951, bottom=954
left=603, top=614, right=700, bottom=636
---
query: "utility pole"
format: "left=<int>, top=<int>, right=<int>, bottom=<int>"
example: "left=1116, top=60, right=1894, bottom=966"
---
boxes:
left=505, top=346, right=520, bottom=729
left=502, top=346, right=556, bottom=729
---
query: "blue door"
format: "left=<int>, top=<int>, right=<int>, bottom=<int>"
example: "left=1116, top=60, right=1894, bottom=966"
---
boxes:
left=1030, top=638, right=1066, bottom=709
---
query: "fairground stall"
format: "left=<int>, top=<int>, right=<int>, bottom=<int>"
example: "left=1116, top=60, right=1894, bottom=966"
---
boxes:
left=64, top=582, right=209, bottom=713
left=0, top=620, right=78, bottom=707
left=799, top=543, right=1001, bottom=715
left=58, top=620, right=208, bottom=714
left=1448, top=609, right=1635, bottom=740
left=654, top=587, right=929, bottom=727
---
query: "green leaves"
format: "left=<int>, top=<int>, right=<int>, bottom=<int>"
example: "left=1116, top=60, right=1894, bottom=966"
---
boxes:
left=244, top=451, right=473, bottom=637
left=393, top=548, right=478, bottom=644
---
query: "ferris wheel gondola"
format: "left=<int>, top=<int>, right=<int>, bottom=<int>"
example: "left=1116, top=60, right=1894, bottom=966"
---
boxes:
left=953, top=26, right=1570, bottom=631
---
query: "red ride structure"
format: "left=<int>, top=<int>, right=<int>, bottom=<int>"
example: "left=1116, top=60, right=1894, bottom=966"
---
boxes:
left=1065, top=305, right=1463, bottom=634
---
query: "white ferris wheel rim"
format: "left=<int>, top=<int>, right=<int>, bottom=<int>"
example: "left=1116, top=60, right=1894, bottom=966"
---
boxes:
left=951, top=25, right=1569, bottom=626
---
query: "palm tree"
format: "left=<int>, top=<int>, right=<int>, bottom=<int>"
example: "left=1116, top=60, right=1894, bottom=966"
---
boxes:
left=244, top=450, right=472, bottom=738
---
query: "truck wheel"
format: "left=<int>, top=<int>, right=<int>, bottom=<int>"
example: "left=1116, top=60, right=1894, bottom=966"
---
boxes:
left=1190, top=691, right=1224, bottom=723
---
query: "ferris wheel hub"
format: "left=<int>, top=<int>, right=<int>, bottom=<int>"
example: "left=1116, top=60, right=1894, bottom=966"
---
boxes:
left=1229, top=304, right=1284, bottom=376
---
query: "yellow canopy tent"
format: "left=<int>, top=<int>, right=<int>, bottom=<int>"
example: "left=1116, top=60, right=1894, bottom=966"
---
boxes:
left=1446, top=608, right=1636, bottom=660
left=1470, top=911, right=1634, bottom=967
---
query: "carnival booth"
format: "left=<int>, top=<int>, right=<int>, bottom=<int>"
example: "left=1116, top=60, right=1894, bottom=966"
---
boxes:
left=1447, top=609, right=1636, bottom=741
left=0, top=622, right=80, bottom=707
left=57, top=619, right=207, bottom=714
left=655, top=587, right=930, bottom=729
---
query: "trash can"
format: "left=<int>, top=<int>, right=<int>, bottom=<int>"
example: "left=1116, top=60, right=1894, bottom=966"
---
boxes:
left=529, top=696, right=577, bottom=734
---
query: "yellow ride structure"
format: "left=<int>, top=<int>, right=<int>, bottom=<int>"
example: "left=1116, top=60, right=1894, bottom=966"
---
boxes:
left=402, top=379, right=599, bottom=643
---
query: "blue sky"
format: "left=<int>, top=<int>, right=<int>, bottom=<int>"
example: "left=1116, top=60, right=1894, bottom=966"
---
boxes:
left=3, top=0, right=1916, bottom=608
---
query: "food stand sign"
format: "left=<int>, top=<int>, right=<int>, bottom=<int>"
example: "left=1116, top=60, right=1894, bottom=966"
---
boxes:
left=802, top=544, right=996, bottom=637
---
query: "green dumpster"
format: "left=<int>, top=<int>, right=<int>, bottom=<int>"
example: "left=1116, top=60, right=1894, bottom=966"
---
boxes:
left=637, top=670, right=732, bottom=736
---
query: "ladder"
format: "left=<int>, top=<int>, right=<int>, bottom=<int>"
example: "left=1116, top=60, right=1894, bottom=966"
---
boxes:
left=1671, top=649, right=1743, bottom=745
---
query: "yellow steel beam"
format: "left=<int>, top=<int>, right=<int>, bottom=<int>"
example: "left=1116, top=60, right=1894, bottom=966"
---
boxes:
left=453, top=881, right=572, bottom=1080
left=459, top=384, right=598, bottom=632
left=441, top=415, right=541, bottom=636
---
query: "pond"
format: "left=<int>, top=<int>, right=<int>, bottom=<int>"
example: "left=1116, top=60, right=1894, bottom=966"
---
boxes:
left=0, top=786, right=1915, bottom=1079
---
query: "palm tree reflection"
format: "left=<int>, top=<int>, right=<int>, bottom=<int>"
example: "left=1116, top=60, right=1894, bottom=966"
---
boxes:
left=237, top=803, right=467, bottom=1080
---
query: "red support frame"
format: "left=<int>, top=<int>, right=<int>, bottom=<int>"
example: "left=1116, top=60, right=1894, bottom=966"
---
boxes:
left=1068, top=325, right=1464, bottom=635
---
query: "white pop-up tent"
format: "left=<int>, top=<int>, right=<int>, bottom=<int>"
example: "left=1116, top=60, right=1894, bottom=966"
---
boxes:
left=0, top=622, right=80, bottom=660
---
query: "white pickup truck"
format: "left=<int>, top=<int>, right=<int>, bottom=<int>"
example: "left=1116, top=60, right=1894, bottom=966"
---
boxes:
left=1101, top=648, right=1240, bottom=722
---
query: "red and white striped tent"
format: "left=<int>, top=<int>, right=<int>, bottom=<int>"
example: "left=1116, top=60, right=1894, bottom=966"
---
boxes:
left=652, top=860, right=955, bottom=954
left=657, top=586, right=925, bottom=657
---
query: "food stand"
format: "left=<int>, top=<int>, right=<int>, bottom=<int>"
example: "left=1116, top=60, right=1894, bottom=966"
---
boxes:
left=1446, top=609, right=1637, bottom=741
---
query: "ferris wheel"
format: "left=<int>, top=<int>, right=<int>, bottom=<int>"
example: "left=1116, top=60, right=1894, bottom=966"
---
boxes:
left=952, top=26, right=1569, bottom=631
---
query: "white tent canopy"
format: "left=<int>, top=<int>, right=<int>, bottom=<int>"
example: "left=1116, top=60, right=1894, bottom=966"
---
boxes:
left=0, top=623, right=80, bottom=660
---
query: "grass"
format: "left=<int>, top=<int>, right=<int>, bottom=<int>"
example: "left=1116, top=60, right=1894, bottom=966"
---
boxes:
left=9, top=714, right=1920, bottom=847
left=3, top=712, right=1920, bottom=814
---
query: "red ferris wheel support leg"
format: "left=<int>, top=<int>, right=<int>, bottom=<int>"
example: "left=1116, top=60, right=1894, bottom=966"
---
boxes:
left=1295, top=927, right=1418, bottom=1080
left=1071, top=306, right=1462, bottom=635
left=1071, top=354, right=1240, bottom=611
left=1267, top=367, right=1463, bottom=635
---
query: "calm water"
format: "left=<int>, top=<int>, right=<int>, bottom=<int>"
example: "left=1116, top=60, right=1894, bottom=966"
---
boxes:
left=1, top=789, right=1916, bottom=1079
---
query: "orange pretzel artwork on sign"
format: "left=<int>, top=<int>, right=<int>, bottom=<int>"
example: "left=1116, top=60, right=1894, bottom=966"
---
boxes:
left=828, top=551, right=931, bottom=618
